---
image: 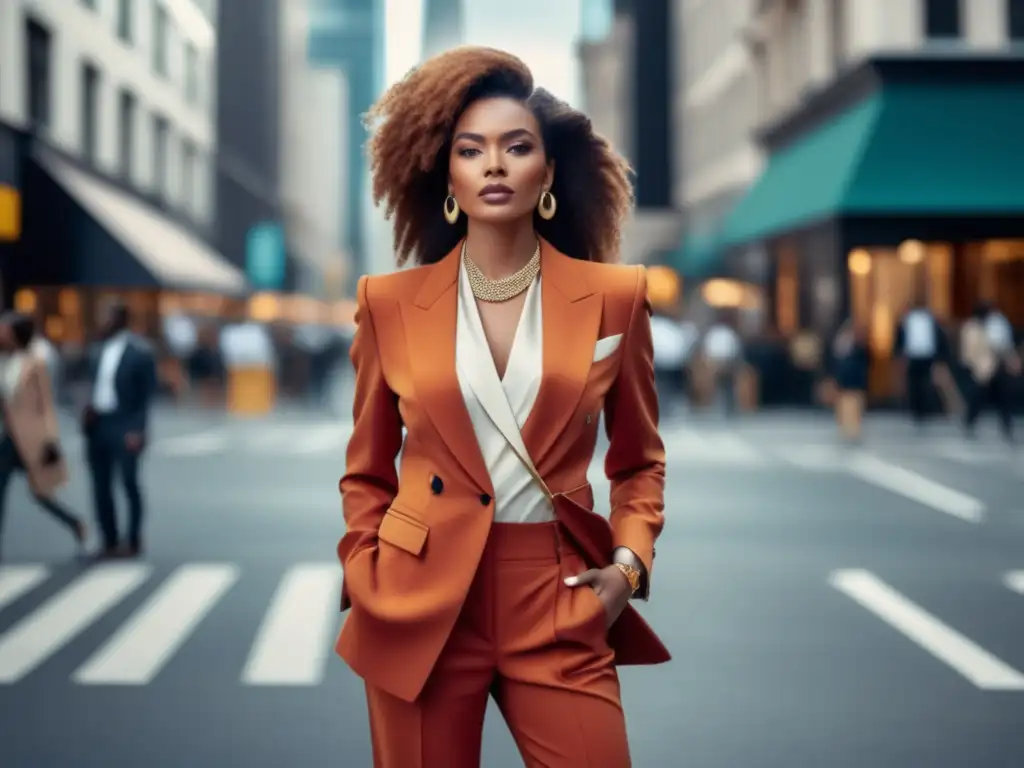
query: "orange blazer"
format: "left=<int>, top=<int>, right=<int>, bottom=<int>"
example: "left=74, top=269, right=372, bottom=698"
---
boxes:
left=335, top=239, right=670, bottom=703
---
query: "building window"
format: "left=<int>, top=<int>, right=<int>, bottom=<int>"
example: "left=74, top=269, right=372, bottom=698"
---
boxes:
left=181, top=139, right=196, bottom=211
left=153, top=3, right=170, bottom=76
left=118, top=89, right=137, bottom=178
left=80, top=63, right=101, bottom=164
left=184, top=42, right=199, bottom=104
left=117, top=0, right=133, bottom=43
left=1009, top=0, right=1024, bottom=41
left=924, top=0, right=961, bottom=39
left=25, top=19, right=52, bottom=129
left=153, top=114, right=170, bottom=198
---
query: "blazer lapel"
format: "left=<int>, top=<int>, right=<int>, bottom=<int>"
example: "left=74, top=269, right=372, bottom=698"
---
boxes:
left=521, top=240, right=602, bottom=466
left=401, top=244, right=493, bottom=494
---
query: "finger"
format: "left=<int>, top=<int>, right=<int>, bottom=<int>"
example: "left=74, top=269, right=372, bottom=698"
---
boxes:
left=563, top=568, right=600, bottom=587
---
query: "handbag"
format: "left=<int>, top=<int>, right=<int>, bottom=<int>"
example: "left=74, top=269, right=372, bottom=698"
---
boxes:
left=41, top=441, right=62, bottom=467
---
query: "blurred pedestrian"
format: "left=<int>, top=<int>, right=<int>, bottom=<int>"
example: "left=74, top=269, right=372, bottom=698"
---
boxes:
left=894, top=297, right=948, bottom=429
left=828, top=319, right=870, bottom=444
left=702, top=314, right=743, bottom=416
left=335, top=48, right=667, bottom=767
left=81, top=301, right=157, bottom=558
left=0, top=312, right=86, bottom=560
left=960, top=301, right=1019, bottom=443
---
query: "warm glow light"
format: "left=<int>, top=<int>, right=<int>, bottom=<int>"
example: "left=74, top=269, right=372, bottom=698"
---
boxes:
left=249, top=293, right=280, bottom=322
left=14, top=289, right=36, bottom=313
left=646, top=266, right=681, bottom=308
left=848, top=249, right=872, bottom=276
left=898, top=239, right=925, bottom=264
left=702, top=279, right=750, bottom=308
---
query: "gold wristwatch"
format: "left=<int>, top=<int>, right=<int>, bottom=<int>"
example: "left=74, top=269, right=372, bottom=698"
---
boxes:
left=613, top=562, right=641, bottom=596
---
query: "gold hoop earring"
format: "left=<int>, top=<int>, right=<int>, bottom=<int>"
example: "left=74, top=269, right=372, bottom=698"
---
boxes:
left=537, top=190, right=557, bottom=220
left=443, top=195, right=460, bottom=225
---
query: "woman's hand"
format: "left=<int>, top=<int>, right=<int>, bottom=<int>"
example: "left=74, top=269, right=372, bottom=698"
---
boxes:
left=564, top=565, right=633, bottom=628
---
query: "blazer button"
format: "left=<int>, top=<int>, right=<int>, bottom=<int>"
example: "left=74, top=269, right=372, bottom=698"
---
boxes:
left=479, top=493, right=492, bottom=506
left=430, top=475, right=444, bottom=495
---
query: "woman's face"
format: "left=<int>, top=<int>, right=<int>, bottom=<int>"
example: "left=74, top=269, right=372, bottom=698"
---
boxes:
left=448, top=97, right=553, bottom=226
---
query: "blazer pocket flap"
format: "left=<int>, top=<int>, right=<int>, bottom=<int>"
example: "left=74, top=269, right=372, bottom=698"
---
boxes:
left=592, top=334, right=623, bottom=363
left=378, top=508, right=429, bottom=557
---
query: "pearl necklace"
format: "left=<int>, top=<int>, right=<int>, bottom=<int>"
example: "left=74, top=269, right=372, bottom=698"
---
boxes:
left=462, top=241, right=541, bottom=303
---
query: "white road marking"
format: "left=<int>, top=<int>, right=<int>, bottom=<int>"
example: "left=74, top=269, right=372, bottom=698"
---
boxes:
left=288, top=427, right=350, bottom=454
left=830, top=569, right=1024, bottom=690
left=0, top=565, right=50, bottom=612
left=0, top=564, right=151, bottom=684
left=1004, top=571, right=1024, bottom=595
left=845, top=452, right=985, bottom=522
left=73, top=564, right=239, bottom=685
left=241, top=563, right=340, bottom=686
left=662, top=430, right=765, bottom=464
left=155, top=430, right=228, bottom=456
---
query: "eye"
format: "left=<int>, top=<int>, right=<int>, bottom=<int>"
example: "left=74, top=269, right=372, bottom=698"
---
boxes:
left=457, top=147, right=481, bottom=158
left=508, top=143, right=533, bottom=155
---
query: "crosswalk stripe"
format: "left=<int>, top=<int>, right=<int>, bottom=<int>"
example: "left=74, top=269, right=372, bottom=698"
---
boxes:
left=72, top=564, right=239, bottom=685
left=0, top=564, right=151, bottom=684
left=156, top=430, right=229, bottom=456
left=830, top=569, right=1024, bottom=690
left=0, top=565, right=50, bottom=612
left=1004, top=571, right=1024, bottom=595
left=289, top=428, right=349, bottom=455
left=241, top=563, right=339, bottom=686
left=844, top=452, right=985, bottom=522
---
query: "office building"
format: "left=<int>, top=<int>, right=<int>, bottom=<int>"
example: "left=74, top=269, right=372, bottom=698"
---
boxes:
left=708, top=0, right=1024, bottom=400
left=0, top=0, right=244, bottom=339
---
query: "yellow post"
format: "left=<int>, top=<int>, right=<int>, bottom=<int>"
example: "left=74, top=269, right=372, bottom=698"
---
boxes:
left=228, top=365, right=276, bottom=415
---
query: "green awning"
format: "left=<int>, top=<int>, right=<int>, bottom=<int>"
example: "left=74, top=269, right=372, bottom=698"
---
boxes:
left=719, top=81, right=1024, bottom=248
left=670, top=231, right=722, bottom=277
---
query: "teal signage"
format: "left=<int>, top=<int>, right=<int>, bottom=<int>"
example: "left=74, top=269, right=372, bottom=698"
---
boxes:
left=246, top=222, right=285, bottom=289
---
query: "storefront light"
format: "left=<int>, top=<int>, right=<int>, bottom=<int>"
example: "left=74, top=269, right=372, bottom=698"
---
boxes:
left=14, top=289, right=36, bottom=313
left=249, top=292, right=280, bottom=322
left=898, top=239, right=925, bottom=265
left=847, top=249, right=872, bottom=276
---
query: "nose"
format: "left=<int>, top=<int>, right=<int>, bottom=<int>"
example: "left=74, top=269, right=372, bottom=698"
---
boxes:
left=484, top=147, right=507, bottom=178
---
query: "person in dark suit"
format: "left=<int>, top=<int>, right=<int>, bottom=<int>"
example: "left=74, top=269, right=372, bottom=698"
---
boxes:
left=82, top=302, right=157, bottom=558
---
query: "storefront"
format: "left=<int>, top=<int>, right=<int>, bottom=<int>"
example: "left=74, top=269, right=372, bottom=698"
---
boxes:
left=10, top=141, right=249, bottom=344
left=0, top=123, right=24, bottom=303
left=718, top=54, right=1024, bottom=402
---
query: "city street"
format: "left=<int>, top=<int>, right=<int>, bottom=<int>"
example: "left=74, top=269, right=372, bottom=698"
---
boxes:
left=0, top=407, right=1022, bottom=766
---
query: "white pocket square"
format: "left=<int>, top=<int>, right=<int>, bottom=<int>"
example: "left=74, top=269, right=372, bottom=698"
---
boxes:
left=592, top=334, right=623, bottom=363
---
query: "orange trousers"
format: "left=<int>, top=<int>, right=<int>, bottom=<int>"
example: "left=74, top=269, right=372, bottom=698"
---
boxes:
left=365, top=522, right=631, bottom=767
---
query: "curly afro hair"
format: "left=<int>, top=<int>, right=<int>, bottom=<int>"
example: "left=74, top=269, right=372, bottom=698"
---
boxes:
left=364, top=46, right=635, bottom=266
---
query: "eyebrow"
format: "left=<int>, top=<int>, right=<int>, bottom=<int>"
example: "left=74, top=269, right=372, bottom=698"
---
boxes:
left=453, top=128, right=536, bottom=143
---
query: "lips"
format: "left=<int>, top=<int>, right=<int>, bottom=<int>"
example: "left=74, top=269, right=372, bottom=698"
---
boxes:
left=477, top=185, right=512, bottom=205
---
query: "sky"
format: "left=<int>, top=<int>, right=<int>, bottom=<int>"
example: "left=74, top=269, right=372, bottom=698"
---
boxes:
left=382, top=0, right=583, bottom=105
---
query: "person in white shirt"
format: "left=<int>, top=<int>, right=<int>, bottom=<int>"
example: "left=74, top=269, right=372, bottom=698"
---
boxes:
left=702, top=317, right=743, bottom=416
left=81, top=302, right=158, bottom=558
left=961, top=302, right=1019, bottom=442
left=894, top=299, right=948, bottom=427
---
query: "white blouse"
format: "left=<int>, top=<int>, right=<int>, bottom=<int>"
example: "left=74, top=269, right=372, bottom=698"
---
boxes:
left=455, top=259, right=554, bottom=524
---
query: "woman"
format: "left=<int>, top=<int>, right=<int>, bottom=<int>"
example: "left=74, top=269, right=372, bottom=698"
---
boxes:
left=961, top=301, right=1019, bottom=441
left=335, top=47, right=669, bottom=767
left=828, top=319, right=870, bottom=444
left=0, top=312, right=85, bottom=558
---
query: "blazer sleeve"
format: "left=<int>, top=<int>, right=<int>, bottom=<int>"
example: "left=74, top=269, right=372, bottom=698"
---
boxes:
left=602, top=267, right=666, bottom=599
left=337, top=275, right=404, bottom=610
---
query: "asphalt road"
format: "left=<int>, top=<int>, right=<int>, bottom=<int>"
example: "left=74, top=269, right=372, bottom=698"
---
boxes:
left=0, top=406, right=1022, bottom=767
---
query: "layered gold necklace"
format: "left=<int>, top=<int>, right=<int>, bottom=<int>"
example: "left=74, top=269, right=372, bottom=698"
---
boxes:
left=462, top=241, right=541, bottom=303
